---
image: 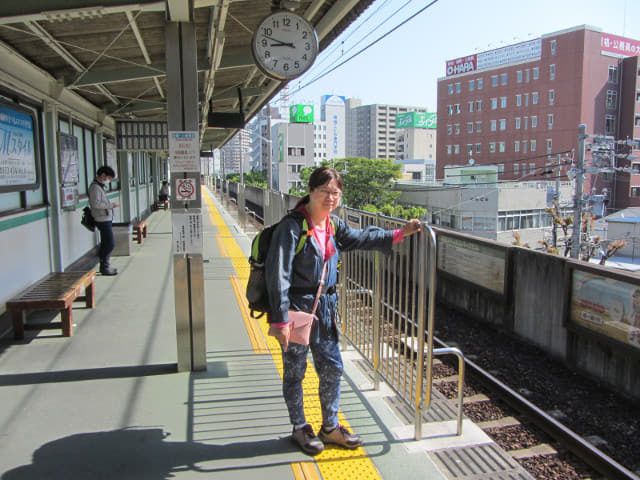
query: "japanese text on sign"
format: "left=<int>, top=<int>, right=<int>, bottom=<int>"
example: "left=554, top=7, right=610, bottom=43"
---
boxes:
left=172, top=212, right=203, bottom=254
left=169, top=131, right=200, bottom=172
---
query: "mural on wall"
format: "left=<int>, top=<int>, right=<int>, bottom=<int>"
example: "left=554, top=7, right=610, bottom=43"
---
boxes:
left=570, top=269, right=640, bottom=348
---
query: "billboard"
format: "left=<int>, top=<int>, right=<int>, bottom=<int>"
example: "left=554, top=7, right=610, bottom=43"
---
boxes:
left=290, top=105, right=314, bottom=123
left=395, top=112, right=437, bottom=129
left=446, top=38, right=542, bottom=76
left=321, top=95, right=345, bottom=106
left=601, top=33, right=640, bottom=57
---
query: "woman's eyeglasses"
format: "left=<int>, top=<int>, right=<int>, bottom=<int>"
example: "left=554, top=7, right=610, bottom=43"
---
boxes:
left=317, top=188, right=342, bottom=198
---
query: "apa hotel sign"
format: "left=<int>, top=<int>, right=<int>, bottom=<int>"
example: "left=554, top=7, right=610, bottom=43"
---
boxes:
left=446, top=38, right=542, bottom=77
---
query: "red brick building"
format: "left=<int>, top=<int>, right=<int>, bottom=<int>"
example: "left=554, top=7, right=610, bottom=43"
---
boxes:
left=437, top=25, right=640, bottom=212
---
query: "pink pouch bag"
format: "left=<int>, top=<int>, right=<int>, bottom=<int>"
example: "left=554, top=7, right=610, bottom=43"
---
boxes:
left=287, top=311, right=316, bottom=346
left=285, top=261, right=327, bottom=348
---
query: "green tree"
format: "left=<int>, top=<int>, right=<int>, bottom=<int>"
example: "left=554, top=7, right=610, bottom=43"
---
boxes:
left=332, top=157, right=402, bottom=209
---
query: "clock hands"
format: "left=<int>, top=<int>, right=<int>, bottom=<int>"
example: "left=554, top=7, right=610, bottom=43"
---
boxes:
left=262, top=35, right=295, bottom=48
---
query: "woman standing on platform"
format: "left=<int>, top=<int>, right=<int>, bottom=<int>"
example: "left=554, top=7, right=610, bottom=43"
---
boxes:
left=264, top=167, right=422, bottom=455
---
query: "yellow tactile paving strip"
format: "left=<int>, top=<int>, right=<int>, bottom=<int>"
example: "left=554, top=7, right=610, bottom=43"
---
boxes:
left=202, top=187, right=382, bottom=480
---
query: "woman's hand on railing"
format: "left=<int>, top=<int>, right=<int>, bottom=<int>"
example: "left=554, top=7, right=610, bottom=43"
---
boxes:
left=402, top=219, right=423, bottom=238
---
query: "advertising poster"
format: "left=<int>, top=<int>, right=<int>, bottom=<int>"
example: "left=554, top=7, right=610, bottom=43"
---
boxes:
left=58, top=133, right=79, bottom=185
left=570, top=270, right=640, bottom=348
left=438, top=236, right=505, bottom=294
left=0, top=102, right=38, bottom=190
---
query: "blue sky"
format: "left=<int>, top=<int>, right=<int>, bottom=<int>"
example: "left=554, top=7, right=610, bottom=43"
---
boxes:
left=284, top=0, right=640, bottom=112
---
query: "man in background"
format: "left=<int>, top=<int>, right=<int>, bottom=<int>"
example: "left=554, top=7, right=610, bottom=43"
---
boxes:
left=89, top=166, right=119, bottom=275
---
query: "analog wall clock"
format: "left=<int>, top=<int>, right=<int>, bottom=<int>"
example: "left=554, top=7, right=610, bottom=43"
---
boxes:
left=251, top=11, right=319, bottom=81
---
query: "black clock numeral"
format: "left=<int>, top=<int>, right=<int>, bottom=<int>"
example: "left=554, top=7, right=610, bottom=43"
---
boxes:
left=302, top=54, right=307, bottom=60
left=302, top=31, right=308, bottom=39
left=263, top=27, right=272, bottom=36
left=272, top=20, right=279, bottom=28
left=283, top=63, right=289, bottom=71
left=296, top=22, right=299, bottom=30
left=273, top=59, right=278, bottom=67
left=305, top=42, right=311, bottom=51
left=265, top=51, right=270, bottom=58
left=283, top=18, right=291, bottom=27
left=261, top=39, right=267, bottom=47
left=294, top=61, right=300, bottom=69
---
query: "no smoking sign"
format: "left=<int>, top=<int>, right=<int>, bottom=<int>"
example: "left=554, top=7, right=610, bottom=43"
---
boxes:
left=175, top=178, right=197, bottom=201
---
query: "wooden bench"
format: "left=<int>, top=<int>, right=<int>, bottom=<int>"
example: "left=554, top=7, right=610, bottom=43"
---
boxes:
left=133, top=219, right=148, bottom=244
left=6, top=271, right=96, bottom=339
left=153, top=200, right=168, bottom=211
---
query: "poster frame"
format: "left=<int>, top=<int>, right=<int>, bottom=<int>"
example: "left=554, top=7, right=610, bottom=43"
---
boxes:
left=0, top=99, right=41, bottom=193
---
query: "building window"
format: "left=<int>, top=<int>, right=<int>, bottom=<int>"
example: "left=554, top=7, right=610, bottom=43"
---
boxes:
left=525, top=69, right=530, bottom=82
left=517, top=71, right=523, bottom=83
left=467, top=122, right=474, bottom=133
left=531, top=116, right=537, bottom=128
left=636, top=115, right=640, bottom=127
left=468, top=101, right=474, bottom=112
left=547, top=139, right=552, bottom=153
left=499, top=142, right=505, bottom=152
left=548, top=114, right=553, bottom=130
left=515, top=117, right=521, bottom=129
left=455, top=83, right=461, bottom=93
left=608, top=65, right=618, bottom=84
left=447, top=105, right=453, bottom=115
left=489, top=142, right=496, bottom=153
left=516, top=94, right=522, bottom=106
left=514, top=163, right=519, bottom=175
left=492, top=75, right=499, bottom=87
left=531, top=140, right=536, bottom=151
left=498, top=164, right=505, bottom=173
left=476, top=100, right=483, bottom=111
left=475, top=121, right=482, bottom=133
left=477, top=78, right=483, bottom=89
left=469, top=79, right=475, bottom=91
left=447, top=124, right=452, bottom=135
left=532, top=92, right=538, bottom=105
left=501, top=73, right=508, bottom=85
left=606, top=90, right=617, bottom=109
left=500, top=96, right=507, bottom=108
left=454, top=124, right=460, bottom=134
left=490, top=120, right=497, bottom=131
left=550, top=64, right=556, bottom=80
left=455, top=104, right=461, bottom=114
left=499, top=119, right=506, bottom=130
left=467, top=144, right=473, bottom=154
left=491, top=98, right=498, bottom=109
left=288, top=147, right=305, bottom=155
left=522, top=140, right=528, bottom=154
left=475, top=143, right=481, bottom=153
left=605, top=115, right=616, bottom=135
left=447, top=145, right=452, bottom=154
left=533, top=67, right=539, bottom=80
left=524, top=93, right=529, bottom=106
left=632, top=187, right=640, bottom=198
left=549, top=90, right=555, bottom=105
left=551, top=39, right=556, bottom=55
left=454, top=144, right=460, bottom=154
left=514, top=141, right=520, bottom=152
left=524, top=117, right=529, bottom=130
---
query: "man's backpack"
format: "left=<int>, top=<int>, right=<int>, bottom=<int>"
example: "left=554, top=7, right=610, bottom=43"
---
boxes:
left=245, top=212, right=334, bottom=319
left=81, top=206, right=96, bottom=232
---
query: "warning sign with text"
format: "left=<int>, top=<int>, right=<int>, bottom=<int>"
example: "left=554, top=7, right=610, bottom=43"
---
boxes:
left=169, top=131, right=200, bottom=172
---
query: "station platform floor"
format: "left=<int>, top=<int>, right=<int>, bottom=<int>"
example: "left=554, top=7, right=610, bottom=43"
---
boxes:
left=0, top=186, right=533, bottom=480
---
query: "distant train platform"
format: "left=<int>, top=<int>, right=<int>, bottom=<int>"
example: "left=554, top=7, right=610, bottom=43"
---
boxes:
left=0, top=187, right=534, bottom=480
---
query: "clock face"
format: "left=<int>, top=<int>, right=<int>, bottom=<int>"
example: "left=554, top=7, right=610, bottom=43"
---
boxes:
left=252, top=11, right=318, bottom=80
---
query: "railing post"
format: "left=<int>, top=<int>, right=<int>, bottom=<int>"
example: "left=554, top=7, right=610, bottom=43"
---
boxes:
left=372, top=213, right=382, bottom=391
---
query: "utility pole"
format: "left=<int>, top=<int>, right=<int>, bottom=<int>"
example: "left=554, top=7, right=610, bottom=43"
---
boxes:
left=571, top=124, right=586, bottom=259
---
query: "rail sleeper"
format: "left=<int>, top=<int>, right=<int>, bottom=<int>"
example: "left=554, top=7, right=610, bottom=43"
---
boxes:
left=6, top=271, right=96, bottom=339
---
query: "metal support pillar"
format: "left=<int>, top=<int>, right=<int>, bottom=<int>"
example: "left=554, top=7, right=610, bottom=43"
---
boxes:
left=119, top=151, right=132, bottom=223
left=43, top=102, right=63, bottom=272
left=571, top=124, right=586, bottom=259
left=166, top=20, right=206, bottom=372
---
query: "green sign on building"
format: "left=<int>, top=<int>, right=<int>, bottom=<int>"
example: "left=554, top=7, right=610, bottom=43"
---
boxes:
left=290, top=105, right=314, bottom=123
left=395, top=111, right=437, bottom=129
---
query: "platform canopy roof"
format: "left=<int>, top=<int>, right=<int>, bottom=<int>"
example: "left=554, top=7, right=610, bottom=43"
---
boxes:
left=0, top=0, right=372, bottom=149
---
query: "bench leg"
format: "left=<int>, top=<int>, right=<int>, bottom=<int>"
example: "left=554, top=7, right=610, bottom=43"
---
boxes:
left=61, top=307, right=73, bottom=337
left=142, top=224, right=148, bottom=238
left=12, top=311, right=25, bottom=340
left=135, top=227, right=143, bottom=244
left=85, top=281, right=95, bottom=308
